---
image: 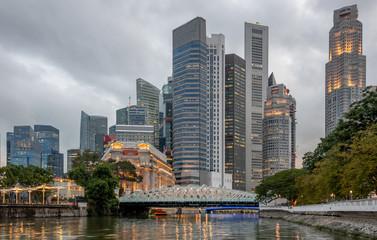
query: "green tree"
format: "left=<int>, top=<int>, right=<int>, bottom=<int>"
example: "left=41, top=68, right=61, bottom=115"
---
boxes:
left=255, top=169, right=308, bottom=204
left=0, top=164, right=53, bottom=188
left=71, top=150, right=100, bottom=169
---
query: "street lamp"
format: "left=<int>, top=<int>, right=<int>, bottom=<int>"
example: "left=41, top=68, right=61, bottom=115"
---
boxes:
left=301, top=195, right=303, bottom=206
left=350, top=190, right=353, bottom=201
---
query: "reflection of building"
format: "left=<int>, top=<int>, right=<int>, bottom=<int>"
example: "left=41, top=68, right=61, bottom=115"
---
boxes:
left=7, top=126, right=42, bottom=167
left=34, top=125, right=60, bottom=169
left=109, top=124, right=154, bottom=144
left=102, top=142, right=175, bottom=191
left=137, top=78, right=160, bottom=148
left=225, top=54, right=246, bottom=191
left=172, top=17, right=207, bottom=186
left=325, top=4, right=366, bottom=136
left=67, top=149, right=80, bottom=172
left=53, top=178, right=85, bottom=199
left=245, top=22, right=269, bottom=192
left=262, top=74, right=296, bottom=178
left=80, top=111, right=107, bottom=154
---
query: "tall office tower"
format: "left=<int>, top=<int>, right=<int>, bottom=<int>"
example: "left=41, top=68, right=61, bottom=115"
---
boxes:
left=225, top=54, right=246, bottom=191
left=6, top=132, right=13, bottom=166
left=129, top=105, right=148, bottom=125
left=205, top=34, right=230, bottom=187
left=80, top=111, right=108, bottom=153
left=8, top=126, right=42, bottom=167
left=116, top=107, right=129, bottom=125
left=109, top=124, right=154, bottom=144
left=34, top=125, right=60, bottom=169
left=325, top=5, right=366, bottom=136
left=47, top=153, right=64, bottom=178
left=172, top=17, right=207, bottom=186
left=159, top=77, right=173, bottom=165
left=245, top=22, right=269, bottom=192
left=67, top=149, right=80, bottom=172
left=262, top=74, right=296, bottom=178
left=136, top=78, right=160, bottom=149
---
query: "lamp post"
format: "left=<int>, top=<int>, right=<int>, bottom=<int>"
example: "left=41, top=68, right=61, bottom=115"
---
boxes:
left=350, top=190, right=353, bottom=201
left=301, top=195, right=303, bottom=206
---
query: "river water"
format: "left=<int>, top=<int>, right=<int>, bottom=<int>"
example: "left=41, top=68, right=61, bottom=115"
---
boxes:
left=0, top=214, right=353, bottom=239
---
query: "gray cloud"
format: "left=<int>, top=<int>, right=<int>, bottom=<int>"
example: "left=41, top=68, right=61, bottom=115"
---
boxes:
left=1, top=0, right=377, bottom=170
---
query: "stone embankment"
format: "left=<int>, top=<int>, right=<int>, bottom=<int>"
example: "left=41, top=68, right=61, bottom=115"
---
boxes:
left=0, top=204, right=87, bottom=218
left=260, top=209, right=377, bottom=238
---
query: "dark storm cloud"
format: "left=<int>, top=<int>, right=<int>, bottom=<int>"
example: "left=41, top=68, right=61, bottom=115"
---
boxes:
left=1, top=0, right=377, bottom=169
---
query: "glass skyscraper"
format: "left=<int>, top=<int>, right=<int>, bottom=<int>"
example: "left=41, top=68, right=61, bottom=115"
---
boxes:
left=136, top=78, right=160, bottom=148
left=8, top=126, right=42, bottom=167
left=325, top=4, right=366, bottom=136
left=159, top=77, right=173, bottom=165
left=34, top=125, right=60, bottom=169
left=172, top=17, right=207, bottom=186
left=225, top=54, right=246, bottom=191
left=80, top=111, right=108, bottom=153
left=47, top=153, right=64, bottom=178
left=116, top=107, right=129, bottom=125
left=67, top=149, right=80, bottom=172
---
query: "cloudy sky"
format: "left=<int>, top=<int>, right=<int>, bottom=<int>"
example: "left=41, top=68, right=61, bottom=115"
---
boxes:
left=1, top=0, right=376, bottom=170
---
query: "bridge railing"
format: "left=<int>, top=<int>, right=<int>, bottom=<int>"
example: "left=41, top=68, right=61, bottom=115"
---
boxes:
left=120, top=197, right=256, bottom=203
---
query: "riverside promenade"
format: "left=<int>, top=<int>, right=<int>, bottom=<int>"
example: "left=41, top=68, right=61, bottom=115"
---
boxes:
left=260, top=198, right=377, bottom=238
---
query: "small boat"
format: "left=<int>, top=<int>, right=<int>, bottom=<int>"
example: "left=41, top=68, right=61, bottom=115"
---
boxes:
left=149, top=209, right=167, bottom=216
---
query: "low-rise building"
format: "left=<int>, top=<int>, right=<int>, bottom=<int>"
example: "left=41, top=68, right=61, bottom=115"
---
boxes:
left=102, top=142, right=175, bottom=192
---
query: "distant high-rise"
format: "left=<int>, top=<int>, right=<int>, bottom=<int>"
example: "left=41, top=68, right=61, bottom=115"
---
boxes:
left=79, top=111, right=107, bottom=153
left=325, top=4, right=366, bottom=136
left=245, top=22, right=269, bottom=191
left=109, top=124, right=154, bottom=144
left=34, top=125, right=60, bottom=169
left=7, top=132, right=13, bottom=166
left=225, top=54, right=246, bottom=191
left=263, top=74, right=296, bottom=178
left=137, top=78, right=160, bottom=148
left=172, top=17, right=207, bottom=186
left=67, top=149, right=80, bottom=172
left=116, top=107, right=129, bottom=125
left=8, top=126, right=42, bottom=167
left=159, top=77, right=173, bottom=165
left=129, top=105, right=148, bottom=125
left=47, top=153, right=64, bottom=178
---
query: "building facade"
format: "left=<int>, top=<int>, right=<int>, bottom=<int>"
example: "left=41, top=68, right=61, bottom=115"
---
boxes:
left=245, top=22, right=269, bottom=191
left=47, top=153, right=64, bottom=178
left=102, top=142, right=175, bottom=192
left=116, top=107, right=129, bottom=125
left=34, top=125, right=60, bottom=169
left=8, top=126, right=42, bottom=167
left=79, top=111, right=108, bottom=153
left=263, top=74, right=296, bottom=178
left=67, top=149, right=80, bottom=172
left=6, top=132, right=13, bottom=166
left=159, top=77, right=173, bottom=166
left=136, top=78, right=160, bottom=149
left=225, top=54, right=246, bottom=191
left=325, top=4, right=366, bottom=136
left=109, top=124, right=154, bottom=144
left=172, top=17, right=207, bottom=186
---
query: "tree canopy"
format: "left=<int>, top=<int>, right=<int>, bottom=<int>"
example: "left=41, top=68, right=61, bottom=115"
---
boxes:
left=0, top=164, right=53, bottom=188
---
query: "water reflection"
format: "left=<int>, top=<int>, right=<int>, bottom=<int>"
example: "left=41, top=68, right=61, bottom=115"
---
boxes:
left=0, top=214, right=353, bottom=239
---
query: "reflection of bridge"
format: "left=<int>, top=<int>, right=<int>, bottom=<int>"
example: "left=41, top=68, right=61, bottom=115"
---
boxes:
left=119, top=185, right=259, bottom=208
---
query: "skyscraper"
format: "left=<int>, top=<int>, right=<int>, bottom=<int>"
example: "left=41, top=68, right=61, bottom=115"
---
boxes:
left=67, top=149, right=80, bottom=172
left=34, top=125, right=60, bottom=169
left=225, top=54, right=246, bottom=191
left=80, top=111, right=108, bottom=153
left=325, top=4, right=366, bottom=136
left=47, top=153, right=64, bottom=178
left=136, top=78, right=160, bottom=149
left=7, top=132, right=13, bottom=166
left=129, top=105, right=148, bottom=125
left=172, top=17, right=207, bottom=186
left=245, top=22, right=269, bottom=192
left=205, top=34, right=228, bottom=187
left=263, top=73, right=296, bottom=178
left=159, top=77, right=173, bottom=165
left=8, top=126, right=42, bottom=167
left=116, top=107, right=129, bottom=125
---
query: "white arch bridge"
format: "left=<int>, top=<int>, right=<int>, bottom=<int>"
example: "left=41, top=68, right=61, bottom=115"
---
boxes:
left=119, top=185, right=259, bottom=208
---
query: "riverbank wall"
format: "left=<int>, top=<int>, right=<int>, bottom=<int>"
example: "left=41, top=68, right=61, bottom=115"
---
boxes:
left=260, top=209, right=377, bottom=238
left=0, top=204, right=87, bottom=218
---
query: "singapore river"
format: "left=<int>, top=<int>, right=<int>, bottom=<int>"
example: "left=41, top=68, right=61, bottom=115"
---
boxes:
left=0, top=214, right=352, bottom=239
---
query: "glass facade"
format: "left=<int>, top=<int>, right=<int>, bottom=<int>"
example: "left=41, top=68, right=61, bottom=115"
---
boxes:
left=9, top=126, right=42, bottom=167
left=6, top=132, right=13, bottom=166
left=136, top=78, right=160, bottom=148
left=67, top=149, right=80, bottom=172
left=159, top=79, right=173, bottom=166
left=173, top=17, right=207, bottom=185
left=225, top=54, right=246, bottom=191
left=80, top=111, right=108, bottom=153
left=116, top=107, right=129, bottom=125
left=34, top=125, right=59, bottom=169
left=47, top=153, right=64, bottom=178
